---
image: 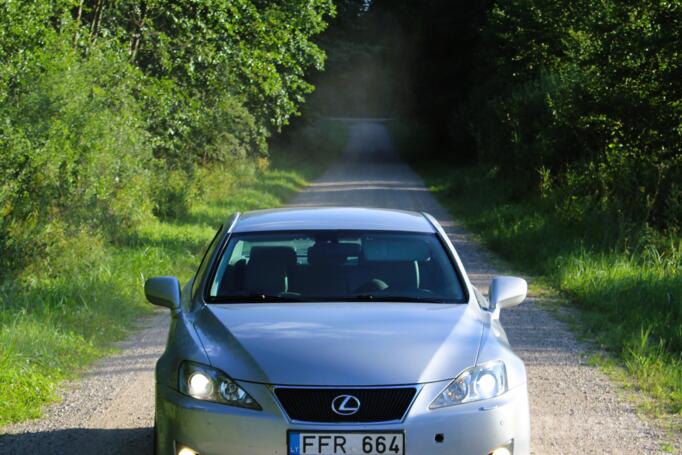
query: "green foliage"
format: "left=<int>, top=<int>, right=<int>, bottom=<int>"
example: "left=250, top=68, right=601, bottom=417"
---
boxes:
left=379, top=0, right=681, bottom=231
left=416, top=161, right=682, bottom=419
left=0, top=0, right=335, bottom=276
left=0, top=0, right=71, bottom=102
left=466, top=0, right=682, bottom=231
left=0, top=0, right=339, bottom=425
left=95, top=0, right=334, bottom=133
left=0, top=120, right=347, bottom=426
left=0, top=38, right=153, bottom=271
left=386, top=0, right=682, bottom=425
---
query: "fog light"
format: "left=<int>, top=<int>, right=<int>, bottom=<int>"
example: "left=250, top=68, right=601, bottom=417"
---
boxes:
left=489, top=440, right=513, bottom=455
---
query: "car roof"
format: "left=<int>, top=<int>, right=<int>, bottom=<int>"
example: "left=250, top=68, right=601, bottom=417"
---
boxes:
left=232, top=207, right=436, bottom=233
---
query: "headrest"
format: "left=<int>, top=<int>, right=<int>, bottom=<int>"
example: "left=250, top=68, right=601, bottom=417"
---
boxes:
left=308, top=243, right=360, bottom=266
left=361, top=237, right=431, bottom=262
left=248, top=246, right=297, bottom=267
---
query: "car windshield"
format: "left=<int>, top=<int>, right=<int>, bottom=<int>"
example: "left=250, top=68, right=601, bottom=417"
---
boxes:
left=206, top=230, right=466, bottom=303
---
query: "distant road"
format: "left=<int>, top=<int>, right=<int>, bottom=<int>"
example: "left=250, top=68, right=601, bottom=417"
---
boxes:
left=0, top=120, right=669, bottom=454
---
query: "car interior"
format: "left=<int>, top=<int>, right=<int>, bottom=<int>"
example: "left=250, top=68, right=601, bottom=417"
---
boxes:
left=211, top=233, right=464, bottom=301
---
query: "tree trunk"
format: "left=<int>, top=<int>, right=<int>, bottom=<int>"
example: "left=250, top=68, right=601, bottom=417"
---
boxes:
left=89, top=0, right=106, bottom=46
left=73, top=0, right=85, bottom=46
left=130, top=2, right=149, bottom=62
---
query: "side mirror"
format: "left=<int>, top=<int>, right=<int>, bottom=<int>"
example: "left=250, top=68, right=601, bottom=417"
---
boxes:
left=145, top=276, right=181, bottom=311
left=489, top=276, right=527, bottom=311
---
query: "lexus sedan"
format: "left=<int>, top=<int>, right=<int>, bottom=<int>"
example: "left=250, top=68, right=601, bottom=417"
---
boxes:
left=146, top=207, right=530, bottom=455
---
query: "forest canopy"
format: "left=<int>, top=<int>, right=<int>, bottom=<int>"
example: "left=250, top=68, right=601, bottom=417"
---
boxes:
left=2, top=0, right=680, bottom=274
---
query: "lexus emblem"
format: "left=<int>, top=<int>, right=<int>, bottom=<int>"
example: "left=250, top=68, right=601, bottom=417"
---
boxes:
left=331, top=394, right=361, bottom=416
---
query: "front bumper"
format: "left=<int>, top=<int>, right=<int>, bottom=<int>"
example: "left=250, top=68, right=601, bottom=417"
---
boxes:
left=156, top=380, right=530, bottom=455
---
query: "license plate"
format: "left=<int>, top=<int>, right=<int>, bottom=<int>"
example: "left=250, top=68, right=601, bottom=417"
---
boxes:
left=288, top=432, right=404, bottom=455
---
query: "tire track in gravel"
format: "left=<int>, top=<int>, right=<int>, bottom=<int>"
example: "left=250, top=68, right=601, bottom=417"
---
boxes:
left=0, top=119, right=672, bottom=454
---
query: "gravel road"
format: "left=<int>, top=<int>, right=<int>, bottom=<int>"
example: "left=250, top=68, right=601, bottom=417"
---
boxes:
left=0, top=120, right=672, bottom=454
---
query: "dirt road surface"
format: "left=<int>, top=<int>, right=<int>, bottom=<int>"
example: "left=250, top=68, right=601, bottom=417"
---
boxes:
left=0, top=120, right=671, bottom=454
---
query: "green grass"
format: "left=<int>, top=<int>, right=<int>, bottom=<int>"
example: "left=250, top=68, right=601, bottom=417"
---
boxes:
left=408, top=160, right=681, bottom=429
left=0, top=119, right=347, bottom=427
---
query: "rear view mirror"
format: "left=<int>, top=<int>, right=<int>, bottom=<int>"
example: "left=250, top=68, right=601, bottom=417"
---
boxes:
left=489, top=276, right=527, bottom=311
left=145, top=276, right=181, bottom=311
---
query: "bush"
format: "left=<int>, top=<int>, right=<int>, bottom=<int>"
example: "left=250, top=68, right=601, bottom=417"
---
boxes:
left=395, top=0, right=682, bottom=232
left=0, top=1, right=336, bottom=278
left=416, top=162, right=682, bottom=417
left=0, top=38, right=153, bottom=273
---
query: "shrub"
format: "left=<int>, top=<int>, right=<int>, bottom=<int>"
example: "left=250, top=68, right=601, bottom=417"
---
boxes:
left=0, top=38, right=153, bottom=274
left=404, top=0, right=682, bottom=232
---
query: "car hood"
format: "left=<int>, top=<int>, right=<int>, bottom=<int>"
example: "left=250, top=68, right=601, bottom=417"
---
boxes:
left=193, top=302, right=483, bottom=386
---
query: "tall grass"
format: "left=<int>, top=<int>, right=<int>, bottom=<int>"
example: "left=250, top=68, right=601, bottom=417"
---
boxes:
left=0, top=119, right=347, bottom=427
left=411, top=161, right=682, bottom=420
left=558, top=251, right=682, bottom=414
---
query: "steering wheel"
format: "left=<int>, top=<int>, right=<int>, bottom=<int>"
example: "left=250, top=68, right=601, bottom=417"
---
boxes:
left=353, top=279, right=389, bottom=294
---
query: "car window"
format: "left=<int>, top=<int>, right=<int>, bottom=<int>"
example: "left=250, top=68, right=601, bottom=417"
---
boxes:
left=191, top=224, right=224, bottom=301
left=206, top=230, right=466, bottom=303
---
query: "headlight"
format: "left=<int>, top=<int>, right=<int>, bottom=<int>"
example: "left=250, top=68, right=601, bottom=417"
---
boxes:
left=179, top=361, right=261, bottom=410
left=429, top=360, right=507, bottom=409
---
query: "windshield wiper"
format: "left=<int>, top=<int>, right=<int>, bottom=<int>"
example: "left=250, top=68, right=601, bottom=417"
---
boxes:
left=212, top=293, right=308, bottom=303
left=211, top=293, right=451, bottom=303
left=349, top=294, right=445, bottom=303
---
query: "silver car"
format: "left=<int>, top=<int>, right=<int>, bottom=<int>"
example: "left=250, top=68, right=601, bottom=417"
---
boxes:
left=146, top=207, right=530, bottom=455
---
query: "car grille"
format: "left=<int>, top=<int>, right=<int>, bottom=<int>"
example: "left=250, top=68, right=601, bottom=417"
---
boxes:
left=274, top=387, right=417, bottom=423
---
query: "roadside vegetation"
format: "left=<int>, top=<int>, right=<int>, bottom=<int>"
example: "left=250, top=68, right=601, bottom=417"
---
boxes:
left=407, top=161, right=681, bottom=426
left=2, top=0, right=679, bottom=434
left=0, top=118, right=346, bottom=426
left=0, top=0, right=344, bottom=426
left=382, top=0, right=681, bottom=428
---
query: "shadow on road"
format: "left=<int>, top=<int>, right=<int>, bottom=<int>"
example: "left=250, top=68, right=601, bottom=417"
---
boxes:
left=0, top=427, right=152, bottom=455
